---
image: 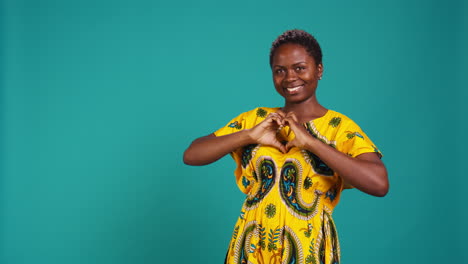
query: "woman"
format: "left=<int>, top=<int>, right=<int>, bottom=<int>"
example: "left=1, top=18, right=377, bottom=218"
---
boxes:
left=184, top=29, right=388, bottom=264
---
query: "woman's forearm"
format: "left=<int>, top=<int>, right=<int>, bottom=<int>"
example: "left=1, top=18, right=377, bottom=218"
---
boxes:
left=184, top=112, right=289, bottom=166
left=183, top=130, right=254, bottom=166
left=304, top=138, right=389, bottom=197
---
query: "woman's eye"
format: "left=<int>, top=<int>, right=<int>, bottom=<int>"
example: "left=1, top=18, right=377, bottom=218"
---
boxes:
left=296, top=66, right=306, bottom=71
left=275, top=69, right=284, bottom=74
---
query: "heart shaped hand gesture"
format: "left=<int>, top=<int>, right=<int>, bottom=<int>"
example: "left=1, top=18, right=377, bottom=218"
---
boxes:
left=248, top=112, right=288, bottom=153
left=249, top=112, right=316, bottom=153
left=283, top=112, right=315, bottom=152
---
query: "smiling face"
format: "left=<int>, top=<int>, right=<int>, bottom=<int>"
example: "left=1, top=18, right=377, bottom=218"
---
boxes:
left=272, top=43, right=323, bottom=105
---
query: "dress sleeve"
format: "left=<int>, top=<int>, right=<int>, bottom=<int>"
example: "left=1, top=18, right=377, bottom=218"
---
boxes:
left=213, top=111, right=248, bottom=137
left=336, top=118, right=383, bottom=189
left=213, top=110, right=255, bottom=181
left=337, top=119, right=383, bottom=159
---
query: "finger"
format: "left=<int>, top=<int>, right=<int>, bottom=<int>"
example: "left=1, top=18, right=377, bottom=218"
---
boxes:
left=284, top=112, right=296, bottom=121
left=266, top=113, right=280, bottom=122
left=275, top=109, right=286, bottom=118
left=265, top=112, right=279, bottom=121
left=278, top=142, right=288, bottom=154
left=267, top=112, right=278, bottom=118
left=285, top=140, right=294, bottom=153
left=269, top=114, right=285, bottom=127
left=268, top=140, right=287, bottom=154
left=285, top=112, right=299, bottom=122
left=263, top=113, right=281, bottom=129
left=284, top=116, right=301, bottom=130
left=284, top=119, right=309, bottom=142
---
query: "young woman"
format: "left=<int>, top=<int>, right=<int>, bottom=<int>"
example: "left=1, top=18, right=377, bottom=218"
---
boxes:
left=184, top=29, right=389, bottom=264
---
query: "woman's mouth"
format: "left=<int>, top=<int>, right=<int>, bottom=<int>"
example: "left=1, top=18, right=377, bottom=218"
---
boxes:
left=285, top=85, right=303, bottom=94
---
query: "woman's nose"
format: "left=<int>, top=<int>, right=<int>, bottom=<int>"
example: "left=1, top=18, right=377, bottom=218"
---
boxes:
left=285, top=69, right=298, bottom=81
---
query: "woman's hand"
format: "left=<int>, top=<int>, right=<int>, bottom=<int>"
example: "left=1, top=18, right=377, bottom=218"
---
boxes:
left=248, top=112, right=288, bottom=153
left=283, top=111, right=388, bottom=196
left=184, top=112, right=290, bottom=166
left=283, top=112, right=316, bottom=151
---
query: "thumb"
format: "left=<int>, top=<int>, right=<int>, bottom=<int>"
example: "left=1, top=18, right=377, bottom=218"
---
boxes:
left=270, top=140, right=287, bottom=154
left=284, top=117, right=300, bottom=131
left=285, top=140, right=295, bottom=153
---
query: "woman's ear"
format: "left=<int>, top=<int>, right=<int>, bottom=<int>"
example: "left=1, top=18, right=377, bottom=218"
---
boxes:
left=317, top=63, right=323, bottom=80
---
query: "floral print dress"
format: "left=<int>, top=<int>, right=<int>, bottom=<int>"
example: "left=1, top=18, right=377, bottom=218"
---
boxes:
left=215, top=107, right=382, bottom=264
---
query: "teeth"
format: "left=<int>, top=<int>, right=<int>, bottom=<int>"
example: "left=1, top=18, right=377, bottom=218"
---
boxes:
left=287, top=86, right=302, bottom=92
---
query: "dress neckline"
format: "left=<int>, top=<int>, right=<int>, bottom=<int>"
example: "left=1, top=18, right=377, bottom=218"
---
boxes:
left=272, top=107, right=330, bottom=124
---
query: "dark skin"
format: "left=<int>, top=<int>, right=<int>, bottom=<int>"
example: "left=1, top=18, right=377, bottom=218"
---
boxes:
left=184, top=43, right=389, bottom=197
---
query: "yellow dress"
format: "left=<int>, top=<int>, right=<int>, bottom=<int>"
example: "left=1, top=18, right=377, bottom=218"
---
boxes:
left=215, top=107, right=382, bottom=264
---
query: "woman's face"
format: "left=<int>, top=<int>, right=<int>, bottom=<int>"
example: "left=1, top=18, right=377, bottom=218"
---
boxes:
left=271, top=43, right=323, bottom=104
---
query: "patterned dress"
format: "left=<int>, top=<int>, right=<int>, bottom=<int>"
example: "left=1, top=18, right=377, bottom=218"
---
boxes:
left=214, top=107, right=382, bottom=264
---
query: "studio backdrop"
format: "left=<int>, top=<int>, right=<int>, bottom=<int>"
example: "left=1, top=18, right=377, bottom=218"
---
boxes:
left=1, top=0, right=466, bottom=263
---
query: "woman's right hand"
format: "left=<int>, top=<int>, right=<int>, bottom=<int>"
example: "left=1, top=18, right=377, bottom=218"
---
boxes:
left=184, top=112, right=287, bottom=166
left=248, top=112, right=287, bottom=153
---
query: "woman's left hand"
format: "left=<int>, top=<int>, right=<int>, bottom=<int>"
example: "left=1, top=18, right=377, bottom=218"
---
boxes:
left=283, top=112, right=388, bottom=197
left=283, top=112, right=316, bottom=151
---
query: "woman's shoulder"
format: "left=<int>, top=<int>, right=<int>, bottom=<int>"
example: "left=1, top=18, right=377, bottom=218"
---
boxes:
left=323, top=109, right=358, bottom=127
left=324, top=109, right=378, bottom=143
left=326, top=109, right=351, bottom=120
left=325, top=109, right=383, bottom=157
left=219, top=107, right=280, bottom=132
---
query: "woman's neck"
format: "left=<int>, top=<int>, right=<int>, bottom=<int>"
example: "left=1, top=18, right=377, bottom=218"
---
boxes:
left=281, top=97, right=327, bottom=123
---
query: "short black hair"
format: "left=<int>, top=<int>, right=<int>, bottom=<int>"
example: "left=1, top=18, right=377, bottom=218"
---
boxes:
left=269, top=29, right=323, bottom=67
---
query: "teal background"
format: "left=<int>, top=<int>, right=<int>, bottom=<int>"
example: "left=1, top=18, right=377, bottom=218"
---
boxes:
left=2, top=0, right=467, bottom=263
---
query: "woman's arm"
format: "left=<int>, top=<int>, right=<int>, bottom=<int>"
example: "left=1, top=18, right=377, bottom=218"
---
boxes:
left=183, top=131, right=253, bottom=166
left=183, top=113, right=287, bottom=166
left=284, top=114, right=389, bottom=197
left=304, top=142, right=388, bottom=197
